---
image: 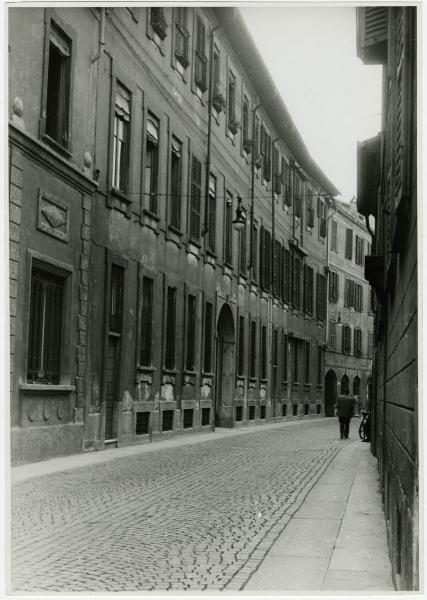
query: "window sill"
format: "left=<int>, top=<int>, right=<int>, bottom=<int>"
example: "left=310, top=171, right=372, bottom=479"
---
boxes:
left=136, top=364, right=156, bottom=372
left=111, top=187, right=131, bottom=204
left=20, top=383, right=75, bottom=392
left=166, top=225, right=182, bottom=248
left=42, top=134, right=72, bottom=159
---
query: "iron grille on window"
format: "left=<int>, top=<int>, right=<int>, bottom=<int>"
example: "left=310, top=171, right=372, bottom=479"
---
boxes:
left=237, top=315, right=245, bottom=376
left=150, top=7, right=168, bottom=40
left=162, top=410, right=174, bottom=431
left=249, top=405, right=255, bottom=420
left=112, top=83, right=131, bottom=193
left=249, top=320, right=256, bottom=378
left=110, top=264, right=124, bottom=333
left=304, top=341, right=310, bottom=383
left=183, top=409, right=193, bottom=429
left=45, top=21, right=71, bottom=148
left=174, top=8, right=189, bottom=67
left=140, top=277, right=153, bottom=366
left=27, top=267, right=64, bottom=384
left=135, top=412, right=150, bottom=435
left=186, top=294, right=196, bottom=371
left=203, top=301, right=213, bottom=373
left=283, top=333, right=288, bottom=382
left=260, top=405, right=266, bottom=419
left=235, top=406, right=243, bottom=422
left=261, top=325, right=267, bottom=380
left=165, top=287, right=176, bottom=369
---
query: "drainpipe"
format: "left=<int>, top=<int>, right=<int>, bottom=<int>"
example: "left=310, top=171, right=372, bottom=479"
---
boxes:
left=91, top=8, right=106, bottom=63
left=271, top=138, right=280, bottom=421
left=203, top=25, right=220, bottom=242
left=248, top=103, right=262, bottom=277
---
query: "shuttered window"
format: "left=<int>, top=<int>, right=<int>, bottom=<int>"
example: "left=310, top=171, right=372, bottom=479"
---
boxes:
left=239, top=220, right=247, bottom=274
left=283, top=248, right=291, bottom=304
left=331, top=220, right=338, bottom=252
left=304, top=341, right=310, bottom=383
left=342, top=324, right=352, bottom=354
left=303, top=265, right=314, bottom=315
left=355, top=235, right=364, bottom=265
left=145, top=114, right=159, bottom=214
left=252, top=222, right=258, bottom=282
left=140, top=276, right=153, bottom=366
left=249, top=320, right=257, bottom=378
left=292, top=255, right=301, bottom=309
left=354, top=328, right=362, bottom=357
left=368, top=331, right=373, bottom=357
left=110, top=264, right=124, bottom=334
left=224, top=193, right=233, bottom=265
left=273, top=328, right=278, bottom=389
left=165, top=287, right=177, bottom=369
left=282, top=333, right=288, bottom=382
left=316, top=273, right=326, bottom=320
left=207, top=174, right=216, bottom=252
left=190, top=155, right=202, bottom=241
left=237, top=315, right=245, bottom=376
left=345, top=228, right=353, bottom=259
left=170, top=137, right=182, bottom=229
left=329, top=321, right=336, bottom=350
left=185, top=294, right=196, bottom=371
left=306, top=188, right=314, bottom=227
left=203, top=301, right=213, bottom=373
left=261, top=325, right=267, bottom=380
left=329, top=271, right=339, bottom=303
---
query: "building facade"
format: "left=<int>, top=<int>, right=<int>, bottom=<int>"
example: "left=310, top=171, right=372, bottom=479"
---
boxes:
left=9, top=7, right=376, bottom=467
left=356, top=6, right=418, bottom=590
left=324, top=199, right=373, bottom=417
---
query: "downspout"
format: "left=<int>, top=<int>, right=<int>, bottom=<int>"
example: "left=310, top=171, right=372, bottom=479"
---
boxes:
left=91, top=8, right=106, bottom=63
left=248, top=103, right=262, bottom=277
left=271, top=138, right=280, bottom=420
left=203, top=25, right=220, bottom=242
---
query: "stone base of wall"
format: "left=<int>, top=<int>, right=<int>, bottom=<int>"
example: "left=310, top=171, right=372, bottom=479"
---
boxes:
left=11, top=424, right=84, bottom=466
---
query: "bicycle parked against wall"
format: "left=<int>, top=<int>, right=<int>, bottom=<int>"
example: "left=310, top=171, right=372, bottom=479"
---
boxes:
left=358, top=409, right=371, bottom=442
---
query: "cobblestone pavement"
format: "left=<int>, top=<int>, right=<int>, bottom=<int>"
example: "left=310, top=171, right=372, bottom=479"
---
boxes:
left=11, top=419, right=341, bottom=592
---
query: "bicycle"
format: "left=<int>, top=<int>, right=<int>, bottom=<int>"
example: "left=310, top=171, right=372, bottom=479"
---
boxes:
left=358, top=409, right=371, bottom=442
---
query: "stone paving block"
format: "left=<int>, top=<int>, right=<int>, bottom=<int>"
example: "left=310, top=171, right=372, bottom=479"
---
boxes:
left=267, top=517, right=341, bottom=558
left=329, top=546, right=393, bottom=573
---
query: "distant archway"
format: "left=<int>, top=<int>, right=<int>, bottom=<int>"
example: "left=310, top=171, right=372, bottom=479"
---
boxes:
left=215, top=303, right=235, bottom=427
left=324, top=370, right=337, bottom=417
left=341, top=374, right=350, bottom=395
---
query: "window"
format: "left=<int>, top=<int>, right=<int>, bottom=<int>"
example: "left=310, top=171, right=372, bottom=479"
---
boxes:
left=190, top=155, right=202, bottom=241
left=303, top=265, right=314, bottom=315
left=342, top=324, right=352, bottom=354
left=237, top=315, right=245, bottom=376
left=283, top=248, right=291, bottom=304
left=260, top=226, right=272, bottom=291
left=329, top=271, right=339, bottom=303
left=150, top=8, right=168, bottom=41
left=239, top=220, right=247, bottom=275
left=304, top=341, right=310, bottom=383
left=201, top=407, right=210, bottom=426
left=140, top=277, right=154, bottom=366
left=273, top=239, right=283, bottom=298
left=355, top=283, right=363, bottom=312
left=293, top=340, right=299, bottom=383
left=368, top=331, right=373, bottom=357
left=242, top=96, right=249, bottom=148
left=174, top=8, right=189, bottom=69
left=44, top=21, right=71, bottom=148
left=331, top=219, right=338, bottom=252
left=249, top=320, right=256, bottom=378
left=135, top=412, right=150, bottom=435
left=353, top=376, right=361, bottom=396
left=165, top=287, right=176, bottom=369
left=273, top=146, right=281, bottom=195
left=183, top=409, right=193, bottom=429
left=317, top=198, right=327, bottom=237
left=317, top=345, right=322, bottom=385
left=254, top=115, right=260, bottom=165
left=294, top=176, right=302, bottom=217
left=170, top=137, right=182, bottom=229
left=224, top=193, right=233, bottom=265
left=292, top=254, right=302, bottom=309
left=273, top=329, right=278, bottom=390
left=261, top=325, right=267, bottom=380
left=194, top=16, right=207, bottom=92
left=203, top=301, right=213, bottom=372
left=27, top=266, right=64, bottom=384
left=282, top=159, right=291, bottom=206
left=282, top=333, right=288, bottom=382
left=329, top=321, right=336, bottom=350
left=112, top=83, right=131, bottom=193
left=207, top=174, right=216, bottom=252
left=145, top=114, right=159, bottom=214
left=227, top=71, right=237, bottom=132
left=344, top=278, right=355, bottom=308
left=110, top=264, right=124, bottom=334
left=306, top=188, right=314, bottom=227
left=341, top=374, right=350, bottom=395
left=186, top=294, right=196, bottom=371
left=355, top=235, right=364, bottom=265
left=354, top=328, right=362, bottom=357
left=345, top=228, right=353, bottom=259
left=251, top=221, right=258, bottom=282
left=213, top=46, right=220, bottom=92
left=316, top=273, right=326, bottom=320
left=261, top=125, right=271, bottom=183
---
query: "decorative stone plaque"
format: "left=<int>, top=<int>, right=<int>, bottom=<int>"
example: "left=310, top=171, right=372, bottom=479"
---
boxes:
left=37, top=188, right=69, bottom=242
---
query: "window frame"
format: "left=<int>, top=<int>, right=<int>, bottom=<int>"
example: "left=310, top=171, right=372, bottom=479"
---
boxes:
left=169, top=135, right=183, bottom=231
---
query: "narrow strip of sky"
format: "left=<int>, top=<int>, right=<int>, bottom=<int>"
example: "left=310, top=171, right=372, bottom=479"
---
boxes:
left=240, top=6, right=382, bottom=200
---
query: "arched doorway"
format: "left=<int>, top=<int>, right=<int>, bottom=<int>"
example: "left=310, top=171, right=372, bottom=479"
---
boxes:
left=215, top=303, right=235, bottom=427
left=353, top=376, right=361, bottom=396
left=324, top=370, right=337, bottom=417
left=341, top=374, right=350, bottom=395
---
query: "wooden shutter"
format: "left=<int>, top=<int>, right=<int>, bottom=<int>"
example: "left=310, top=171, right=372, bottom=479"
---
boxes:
left=190, top=155, right=202, bottom=241
left=345, top=228, right=353, bottom=259
left=357, top=7, right=388, bottom=64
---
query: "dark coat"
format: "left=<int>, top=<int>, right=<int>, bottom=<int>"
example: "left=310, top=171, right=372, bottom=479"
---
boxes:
left=336, top=395, right=356, bottom=418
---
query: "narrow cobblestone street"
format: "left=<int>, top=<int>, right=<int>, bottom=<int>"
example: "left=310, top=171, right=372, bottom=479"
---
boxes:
left=11, top=419, right=342, bottom=592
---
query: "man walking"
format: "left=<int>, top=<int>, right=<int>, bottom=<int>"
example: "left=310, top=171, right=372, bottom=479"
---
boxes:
left=336, top=394, right=356, bottom=439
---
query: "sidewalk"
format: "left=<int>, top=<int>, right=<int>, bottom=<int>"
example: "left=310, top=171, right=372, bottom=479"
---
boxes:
left=245, top=439, right=394, bottom=592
